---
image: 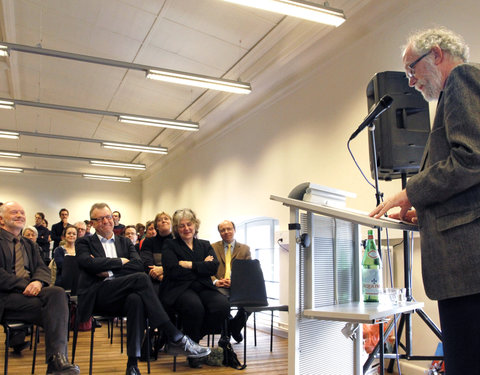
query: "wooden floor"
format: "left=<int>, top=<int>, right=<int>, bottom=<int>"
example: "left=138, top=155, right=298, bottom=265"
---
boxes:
left=1, top=324, right=288, bottom=375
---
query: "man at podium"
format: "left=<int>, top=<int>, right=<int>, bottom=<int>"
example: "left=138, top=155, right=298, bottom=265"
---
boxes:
left=370, top=27, right=480, bottom=375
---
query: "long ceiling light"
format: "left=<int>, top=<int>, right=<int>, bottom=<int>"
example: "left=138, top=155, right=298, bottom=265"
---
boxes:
left=0, top=166, right=23, bottom=173
left=0, top=151, right=21, bottom=158
left=117, top=115, right=199, bottom=131
left=0, top=130, right=20, bottom=139
left=223, top=0, right=346, bottom=26
left=0, top=129, right=168, bottom=155
left=90, top=160, right=146, bottom=170
left=101, top=142, right=168, bottom=155
left=146, top=69, right=251, bottom=94
left=83, top=173, right=131, bottom=183
left=0, top=97, right=199, bottom=132
left=0, top=100, right=15, bottom=109
left=0, top=42, right=251, bottom=94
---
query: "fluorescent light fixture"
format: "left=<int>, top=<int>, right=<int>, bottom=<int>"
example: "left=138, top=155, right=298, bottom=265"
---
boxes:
left=0, top=45, right=8, bottom=57
left=146, top=69, right=252, bottom=94
left=0, top=130, right=20, bottom=139
left=101, top=142, right=168, bottom=155
left=0, top=166, right=23, bottom=173
left=90, top=160, right=146, bottom=170
left=0, top=100, right=15, bottom=109
left=0, top=152, right=21, bottom=158
left=223, top=0, right=346, bottom=26
left=118, top=115, right=199, bottom=131
left=83, top=173, right=131, bottom=182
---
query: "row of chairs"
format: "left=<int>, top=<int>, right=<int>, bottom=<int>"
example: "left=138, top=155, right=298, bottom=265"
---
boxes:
left=2, top=259, right=288, bottom=373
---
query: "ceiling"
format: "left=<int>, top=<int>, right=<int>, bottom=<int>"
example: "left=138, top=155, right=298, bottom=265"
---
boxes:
left=0, top=0, right=368, bottom=182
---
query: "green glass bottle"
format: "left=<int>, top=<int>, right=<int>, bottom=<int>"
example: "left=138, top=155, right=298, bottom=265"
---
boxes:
left=362, top=229, right=383, bottom=302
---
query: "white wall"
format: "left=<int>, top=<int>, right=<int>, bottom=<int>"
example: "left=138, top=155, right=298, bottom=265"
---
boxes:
left=0, top=172, right=142, bottom=227
left=141, top=0, right=480, bottom=370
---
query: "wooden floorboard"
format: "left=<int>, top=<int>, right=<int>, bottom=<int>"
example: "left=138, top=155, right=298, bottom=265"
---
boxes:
left=1, top=324, right=288, bottom=374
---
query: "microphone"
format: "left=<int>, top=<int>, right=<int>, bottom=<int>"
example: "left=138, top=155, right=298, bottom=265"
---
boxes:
left=349, top=95, right=394, bottom=141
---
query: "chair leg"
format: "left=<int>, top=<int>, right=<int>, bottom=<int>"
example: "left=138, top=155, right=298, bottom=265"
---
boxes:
left=72, top=320, right=78, bottom=363
left=253, top=312, right=257, bottom=347
left=31, top=326, right=39, bottom=374
left=89, top=318, right=96, bottom=375
left=5, top=326, right=10, bottom=375
left=270, top=310, right=274, bottom=352
left=120, top=318, right=123, bottom=353
left=146, top=319, right=150, bottom=374
left=243, top=318, right=247, bottom=367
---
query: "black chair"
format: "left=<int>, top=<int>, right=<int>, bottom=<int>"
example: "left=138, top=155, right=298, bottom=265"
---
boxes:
left=229, top=259, right=269, bottom=367
left=244, top=304, right=288, bottom=351
left=2, top=321, right=39, bottom=375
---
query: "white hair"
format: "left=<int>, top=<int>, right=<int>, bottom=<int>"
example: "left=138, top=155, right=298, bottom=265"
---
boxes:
left=404, top=27, right=469, bottom=62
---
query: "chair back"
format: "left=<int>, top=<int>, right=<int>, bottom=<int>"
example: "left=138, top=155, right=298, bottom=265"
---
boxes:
left=62, top=255, right=80, bottom=295
left=230, top=259, right=268, bottom=307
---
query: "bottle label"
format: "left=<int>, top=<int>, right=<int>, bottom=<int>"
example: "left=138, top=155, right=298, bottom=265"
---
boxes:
left=367, top=249, right=378, bottom=259
left=362, top=268, right=382, bottom=302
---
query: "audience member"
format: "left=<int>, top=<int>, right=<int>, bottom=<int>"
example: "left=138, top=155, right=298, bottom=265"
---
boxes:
left=139, top=220, right=156, bottom=250
left=23, top=225, right=49, bottom=266
left=76, top=203, right=210, bottom=375
left=51, top=208, right=70, bottom=249
left=0, top=201, right=80, bottom=374
left=73, top=221, right=87, bottom=238
left=112, top=210, right=125, bottom=236
left=162, top=209, right=230, bottom=345
left=53, top=225, right=77, bottom=287
left=136, top=223, right=146, bottom=241
left=124, top=225, right=139, bottom=252
left=140, top=212, right=173, bottom=296
left=84, top=220, right=92, bottom=236
left=212, top=220, right=252, bottom=343
left=34, top=211, right=51, bottom=262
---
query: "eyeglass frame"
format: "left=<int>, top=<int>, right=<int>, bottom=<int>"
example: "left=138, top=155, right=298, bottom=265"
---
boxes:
left=90, top=214, right=113, bottom=222
left=406, top=50, right=432, bottom=79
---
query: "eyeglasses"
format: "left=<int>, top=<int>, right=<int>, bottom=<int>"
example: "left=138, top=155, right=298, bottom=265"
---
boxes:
left=406, top=50, right=431, bottom=79
left=90, top=215, right=113, bottom=222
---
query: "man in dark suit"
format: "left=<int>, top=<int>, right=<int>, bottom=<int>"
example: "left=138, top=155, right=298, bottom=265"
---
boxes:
left=76, top=203, right=210, bottom=375
left=51, top=208, right=70, bottom=249
left=0, top=201, right=80, bottom=374
left=371, top=28, right=480, bottom=374
left=211, top=220, right=252, bottom=343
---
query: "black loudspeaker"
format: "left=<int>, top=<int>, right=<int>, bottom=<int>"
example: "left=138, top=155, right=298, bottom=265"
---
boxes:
left=367, top=71, right=430, bottom=181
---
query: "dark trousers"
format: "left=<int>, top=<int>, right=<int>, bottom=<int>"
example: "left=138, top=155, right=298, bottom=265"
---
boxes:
left=438, top=292, right=480, bottom=375
left=217, top=286, right=251, bottom=327
left=93, top=272, right=171, bottom=357
left=3, top=286, right=69, bottom=361
left=173, top=288, right=230, bottom=342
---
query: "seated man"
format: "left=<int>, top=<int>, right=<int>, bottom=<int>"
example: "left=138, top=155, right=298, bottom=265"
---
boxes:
left=0, top=201, right=80, bottom=374
left=211, top=220, right=252, bottom=343
left=76, top=202, right=210, bottom=375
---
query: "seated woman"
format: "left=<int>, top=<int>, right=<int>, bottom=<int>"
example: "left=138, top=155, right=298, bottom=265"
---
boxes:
left=162, top=209, right=230, bottom=344
left=22, top=226, right=49, bottom=265
left=139, top=220, right=156, bottom=250
left=53, top=225, right=77, bottom=287
left=140, top=212, right=173, bottom=296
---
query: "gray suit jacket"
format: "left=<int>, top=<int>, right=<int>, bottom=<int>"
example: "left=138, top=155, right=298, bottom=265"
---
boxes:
left=211, top=240, right=251, bottom=282
left=406, top=63, right=480, bottom=300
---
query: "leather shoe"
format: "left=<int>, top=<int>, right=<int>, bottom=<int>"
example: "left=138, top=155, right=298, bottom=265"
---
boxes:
left=125, top=364, right=141, bottom=375
left=12, top=340, right=30, bottom=354
left=46, top=353, right=80, bottom=375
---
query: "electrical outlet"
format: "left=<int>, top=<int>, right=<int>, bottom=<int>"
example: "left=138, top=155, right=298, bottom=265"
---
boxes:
left=274, top=230, right=289, bottom=244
